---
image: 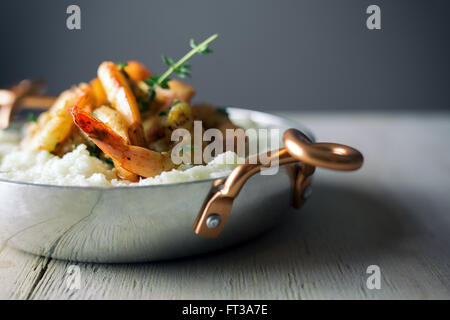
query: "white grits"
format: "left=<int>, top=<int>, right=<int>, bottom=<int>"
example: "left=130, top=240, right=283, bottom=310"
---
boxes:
left=0, top=129, right=240, bottom=187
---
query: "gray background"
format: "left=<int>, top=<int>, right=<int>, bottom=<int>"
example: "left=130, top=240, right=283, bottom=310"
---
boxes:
left=0, top=0, right=449, bottom=111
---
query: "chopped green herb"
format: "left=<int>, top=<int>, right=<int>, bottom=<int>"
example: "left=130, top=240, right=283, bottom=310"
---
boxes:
left=171, top=99, right=180, bottom=107
left=27, top=113, right=37, bottom=122
left=88, top=142, right=103, bottom=158
left=158, top=110, right=168, bottom=117
left=146, top=85, right=156, bottom=102
left=145, top=74, right=169, bottom=103
left=86, top=142, right=113, bottom=165
left=117, top=62, right=128, bottom=69
left=117, top=62, right=130, bottom=79
left=102, top=157, right=114, bottom=166
left=138, top=98, right=150, bottom=113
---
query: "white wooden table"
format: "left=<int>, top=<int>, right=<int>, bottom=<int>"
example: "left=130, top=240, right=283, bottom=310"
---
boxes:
left=0, top=111, right=449, bottom=299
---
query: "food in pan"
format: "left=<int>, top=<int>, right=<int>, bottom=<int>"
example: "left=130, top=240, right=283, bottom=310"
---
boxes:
left=0, top=35, right=263, bottom=187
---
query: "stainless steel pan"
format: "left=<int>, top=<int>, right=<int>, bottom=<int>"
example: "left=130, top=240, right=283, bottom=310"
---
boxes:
left=0, top=108, right=363, bottom=263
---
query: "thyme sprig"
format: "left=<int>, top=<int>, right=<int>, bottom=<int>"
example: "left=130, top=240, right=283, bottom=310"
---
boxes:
left=161, top=55, right=190, bottom=79
left=158, top=34, right=217, bottom=84
left=145, top=34, right=218, bottom=100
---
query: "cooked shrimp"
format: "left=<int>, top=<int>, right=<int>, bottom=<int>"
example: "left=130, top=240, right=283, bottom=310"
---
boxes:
left=163, top=102, right=194, bottom=132
left=21, top=88, right=79, bottom=151
left=148, top=102, right=196, bottom=151
left=92, top=105, right=139, bottom=181
left=167, top=79, right=196, bottom=103
left=149, top=102, right=208, bottom=165
left=124, top=61, right=152, bottom=82
left=72, top=108, right=175, bottom=178
left=154, top=80, right=196, bottom=110
left=52, top=126, right=90, bottom=157
left=93, top=105, right=130, bottom=142
left=72, top=92, right=138, bottom=180
left=142, top=115, right=160, bottom=144
left=97, top=61, right=146, bottom=147
left=90, top=78, right=108, bottom=107
left=192, top=104, right=241, bottom=133
left=142, top=102, right=195, bottom=147
left=192, top=104, right=244, bottom=152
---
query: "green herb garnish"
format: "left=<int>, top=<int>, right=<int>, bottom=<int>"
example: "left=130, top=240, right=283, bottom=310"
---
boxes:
left=137, top=97, right=151, bottom=113
left=102, top=157, right=114, bottom=166
left=158, top=34, right=217, bottom=85
left=159, top=102, right=178, bottom=116
left=117, top=62, right=127, bottom=69
left=87, top=142, right=114, bottom=166
left=144, top=74, right=170, bottom=102
left=189, top=39, right=213, bottom=54
left=162, top=55, right=191, bottom=79
left=145, top=34, right=218, bottom=101
left=88, top=142, right=103, bottom=158
left=117, top=61, right=129, bottom=79
left=27, top=113, right=37, bottom=122
left=170, top=99, right=180, bottom=107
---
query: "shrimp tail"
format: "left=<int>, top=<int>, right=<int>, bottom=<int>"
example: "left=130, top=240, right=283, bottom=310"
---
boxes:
left=72, top=107, right=127, bottom=154
left=72, top=108, right=174, bottom=178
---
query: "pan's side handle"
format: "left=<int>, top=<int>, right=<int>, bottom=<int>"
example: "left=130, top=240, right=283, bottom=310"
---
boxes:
left=0, top=79, right=57, bottom=129
left=283, top=128, right=364, bottom=209
left=193, top=128, right=364, bottom=238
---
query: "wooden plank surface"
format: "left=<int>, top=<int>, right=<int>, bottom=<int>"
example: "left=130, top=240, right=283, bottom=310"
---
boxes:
left=1, top=112, right=449, bottom=299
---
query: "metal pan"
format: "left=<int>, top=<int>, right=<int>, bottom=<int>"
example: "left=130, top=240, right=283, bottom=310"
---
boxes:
left=0, top=108, right=363, bottom=263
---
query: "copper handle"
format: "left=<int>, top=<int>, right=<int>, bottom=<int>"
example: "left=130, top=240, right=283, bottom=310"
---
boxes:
left=283, top=129, right=363, bottom=171
left=193, top=128, right=363, bottom=238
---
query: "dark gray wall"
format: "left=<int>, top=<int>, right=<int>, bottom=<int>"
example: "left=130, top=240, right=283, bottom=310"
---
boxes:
left=1, top=0, right=449, bottom=111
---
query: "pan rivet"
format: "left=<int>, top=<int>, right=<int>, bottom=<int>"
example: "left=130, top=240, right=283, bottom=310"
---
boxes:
left=303, top=186, right=312, bottom=199
left=206, top=214, right=221, bottom=229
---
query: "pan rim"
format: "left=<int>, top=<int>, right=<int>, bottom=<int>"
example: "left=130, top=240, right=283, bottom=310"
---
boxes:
left=0, top=106, right=313, bottom=190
